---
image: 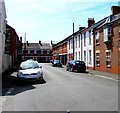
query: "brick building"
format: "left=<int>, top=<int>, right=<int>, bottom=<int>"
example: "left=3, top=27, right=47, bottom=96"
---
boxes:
left=52, top=38, right=68, bottom=65
left=6, top=24, right=22, bottom=69
left=94, top=6, right=120, bottom=75
left=22, top=41, right=52, bottom=63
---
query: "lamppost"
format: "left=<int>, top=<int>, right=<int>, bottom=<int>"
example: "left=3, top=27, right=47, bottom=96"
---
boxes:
left=72, top=23, right=75, bottom=60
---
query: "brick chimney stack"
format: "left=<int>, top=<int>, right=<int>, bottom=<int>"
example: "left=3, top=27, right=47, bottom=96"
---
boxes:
left=111, top=6, right=120, bottom=15
left=88, top=18, right=95, bottom=27
left=20, top=37, right=22, bottom=42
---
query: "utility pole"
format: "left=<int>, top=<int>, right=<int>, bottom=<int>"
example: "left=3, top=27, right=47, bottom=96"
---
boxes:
left=72, top=23, right=75, bottom=60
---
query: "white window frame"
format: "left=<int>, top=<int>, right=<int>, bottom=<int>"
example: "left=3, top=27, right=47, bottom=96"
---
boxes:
left=96, top=31, right=99, bottom=44
left=106, top=50, right=111, bottom=68
left=96, top=50, right=100, bottom=67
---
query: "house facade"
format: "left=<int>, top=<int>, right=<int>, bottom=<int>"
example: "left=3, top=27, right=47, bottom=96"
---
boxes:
left=52, top=38, right=68, bottom=65
left=22, top=41, right=52, bottom=63
left=6, top=24, right=23, bottom=69
left=52, top=5, right=120, bottom=75
left=94, top=6, right=120, bottom=75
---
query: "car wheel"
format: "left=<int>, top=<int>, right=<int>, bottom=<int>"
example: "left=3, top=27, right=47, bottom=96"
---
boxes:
left=66, top=68, right=69, bottom=71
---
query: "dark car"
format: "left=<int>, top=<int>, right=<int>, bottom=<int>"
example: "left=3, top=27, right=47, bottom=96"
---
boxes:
left=52, top=60, right=62, bottom=67
left=66, top=60, right=86, bottom=72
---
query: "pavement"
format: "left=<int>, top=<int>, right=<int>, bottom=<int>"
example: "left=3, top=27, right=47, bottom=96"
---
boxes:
left=87, top=69, right=119, bottom=81
left=62, top=65, right=119, bottom=81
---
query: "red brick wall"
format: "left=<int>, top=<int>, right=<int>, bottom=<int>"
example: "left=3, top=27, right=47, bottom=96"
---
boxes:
left=95, top=20, right=119, bottom=74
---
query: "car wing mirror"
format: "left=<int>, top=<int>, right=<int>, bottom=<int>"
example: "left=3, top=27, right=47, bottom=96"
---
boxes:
left=39, top=65, right=42, bottom=68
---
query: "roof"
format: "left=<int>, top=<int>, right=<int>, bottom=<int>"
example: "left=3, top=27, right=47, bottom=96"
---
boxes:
left=95, top=13, right=120, bottom=30
left=22, top=43, right=52, bottom=50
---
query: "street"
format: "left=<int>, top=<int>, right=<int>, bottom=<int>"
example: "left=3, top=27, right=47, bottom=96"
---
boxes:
left=2, top=63, right=118, bottom=111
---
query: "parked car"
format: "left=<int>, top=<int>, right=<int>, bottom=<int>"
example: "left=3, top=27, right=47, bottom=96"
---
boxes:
left=50, top=60, right=53, bottom=63
left=52, top=60, right=62, bottom=67
left=66, top=60, right=86, bottom=72
left=17, top=60, right=43, bottom=82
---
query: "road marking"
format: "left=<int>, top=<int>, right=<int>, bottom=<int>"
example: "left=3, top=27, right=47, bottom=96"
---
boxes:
left=89, top=73, right=119, bottom=81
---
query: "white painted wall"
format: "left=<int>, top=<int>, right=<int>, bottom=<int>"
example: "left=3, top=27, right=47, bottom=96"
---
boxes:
left=81, top=29, right=94, bottom=68
left=67, top=29, right=94, bottom=68
left=0, top=0, right=11, bottom=74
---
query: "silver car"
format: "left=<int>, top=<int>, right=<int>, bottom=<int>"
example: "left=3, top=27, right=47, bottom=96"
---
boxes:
left=17, top=60, right=43, bottom=82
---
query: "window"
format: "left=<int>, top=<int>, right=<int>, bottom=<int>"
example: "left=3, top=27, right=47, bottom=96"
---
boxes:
left=41, top=50, right=43, bottom=54
left=34, top=50, right=37, bottom=54
left=28, top=50, right=30, bottom=54
left=84, top=51, right=86, bottom=62
left=89, top=31, right=91, bottom=45
left=79, top=51, right=80, bottom=60
left=76, top=52, right=77, bottom=60
left=84, top=33, right=86, bottom=46
left=47, top=50, right=50, bottom=54
left=89, top=50, right=92, bottom=65
left=96, top=31, right=99, bottom=44
left=104, top=26, right=112, bottom=42
left=106, top=50, right=111, bottom=67
left=79, top=35, right=80, bottom=48
left=75, top=36, right=77, bottom=48
left=96, top=50, right=100, bottom=66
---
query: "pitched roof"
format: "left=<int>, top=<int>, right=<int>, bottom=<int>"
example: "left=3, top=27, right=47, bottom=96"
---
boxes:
left=22, top=43, right=52, bottom=49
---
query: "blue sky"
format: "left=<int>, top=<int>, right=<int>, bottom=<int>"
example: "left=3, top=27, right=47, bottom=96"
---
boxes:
left=5, top=0, right=119, bottom=43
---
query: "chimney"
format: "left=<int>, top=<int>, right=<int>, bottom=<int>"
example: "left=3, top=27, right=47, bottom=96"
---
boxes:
left=39, top=40, right=42, bottom=46
left=79, top=27, right=85, bottom=30
left=26, top=41, right=29, bottom=46
left=88, top=18, right=95, bottom=27
left=111, top=6, right=120, bottom=15
left=20, top=37, right=22, bottom=42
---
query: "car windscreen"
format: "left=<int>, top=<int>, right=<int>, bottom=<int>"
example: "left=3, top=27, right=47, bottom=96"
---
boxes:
left=75, top=61, right=85, bottom=65
left=54, top=60, right=59, bottom=63
left=20, top=62, right=39, bottom=70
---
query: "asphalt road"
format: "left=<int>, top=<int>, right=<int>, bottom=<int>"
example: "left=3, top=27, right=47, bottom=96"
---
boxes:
left=2, top=63, right=118, bottom=111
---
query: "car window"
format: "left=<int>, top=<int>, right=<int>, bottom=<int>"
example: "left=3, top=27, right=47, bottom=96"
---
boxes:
left=20, top=61, right=39, bottom=70
left=75, top=61, right=85, bottom=65
left=54, top=60, right=59, bottom=63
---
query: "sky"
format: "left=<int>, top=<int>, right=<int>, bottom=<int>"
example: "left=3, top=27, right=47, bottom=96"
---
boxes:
left=5, top=0, right=119, bottom=43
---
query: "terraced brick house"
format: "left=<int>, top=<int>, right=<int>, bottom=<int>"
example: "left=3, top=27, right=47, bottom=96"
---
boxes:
left=22, top=41, right=52, bottom=63
left=94, top=6, right=120, bottom=75
left=52, top=37, right=68, bottom=65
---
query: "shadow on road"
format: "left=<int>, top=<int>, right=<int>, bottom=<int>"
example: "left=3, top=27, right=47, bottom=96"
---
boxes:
left=2, top=70, right=46, bottom=96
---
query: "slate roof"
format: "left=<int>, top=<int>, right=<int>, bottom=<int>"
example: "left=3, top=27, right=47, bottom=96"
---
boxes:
left=22, top=43, right=52, bottom=50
